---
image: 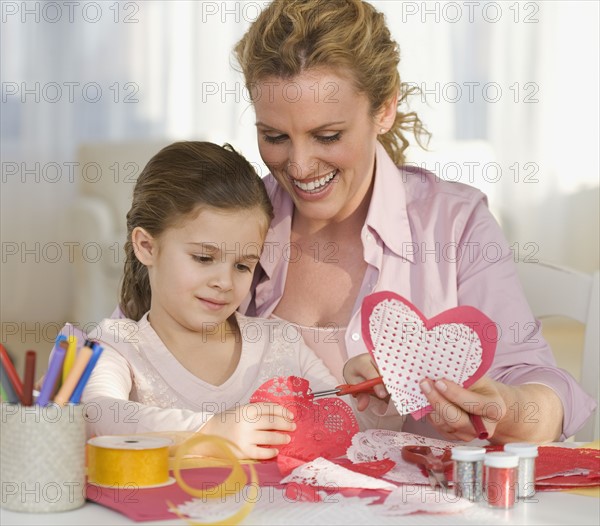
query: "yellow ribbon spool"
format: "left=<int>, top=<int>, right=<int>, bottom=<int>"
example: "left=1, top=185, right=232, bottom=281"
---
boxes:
left=87, top=435, right=173, bottom=488
left=88, top=433, right=258, bottom=525
left=170, top=434, right=258, bottom=526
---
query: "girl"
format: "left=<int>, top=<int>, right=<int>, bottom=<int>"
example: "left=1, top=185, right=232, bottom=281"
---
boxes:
left=81, top=141, right=342, bottom=460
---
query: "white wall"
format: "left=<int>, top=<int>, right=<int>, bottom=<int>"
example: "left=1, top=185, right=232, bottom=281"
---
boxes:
left=1, top=1, right=598, bottom=366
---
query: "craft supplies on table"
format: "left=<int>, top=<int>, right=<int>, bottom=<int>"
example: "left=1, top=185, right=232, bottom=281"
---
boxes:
left=451, top=446, right=486, bottom=502
left=0, top=403, right=87, bottom=512
left=87, top=435, right=174, bottom=488
left=401, top=445, right=451, bottom=488
left=311, top=376, right=384, bottom=398
left=250, top=376, right=359, bottom=461
left=484, top=452, right=519, bottom=509
left=360, top=292, right=496, bottom=440
left=504, top=442, right=539, bottom=499
left=80, top=430, right=600, bottom=523
left=0, top=337, right=105, bottom=513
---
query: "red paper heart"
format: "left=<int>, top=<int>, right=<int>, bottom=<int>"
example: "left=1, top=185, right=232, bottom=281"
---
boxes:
left=277, top=455, right=306, bottom=476
left=250, top=376, right=358, bottom=461
left=361, top=292, right=497, bottom=419
left=338, top=458, right=396, bottom=478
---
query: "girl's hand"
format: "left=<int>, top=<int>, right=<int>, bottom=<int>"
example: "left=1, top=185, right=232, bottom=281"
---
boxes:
left=342, top=353, right=389, bottom=411
left=419, top=376, right=506, bottom=441
left=199, top=402, right=296, bottom=460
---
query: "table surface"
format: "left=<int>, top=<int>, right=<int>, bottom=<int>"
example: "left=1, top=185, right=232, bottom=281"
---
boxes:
left=3, top=442, right=598, bottom=525
left=2, top=490, right=599, bottom=526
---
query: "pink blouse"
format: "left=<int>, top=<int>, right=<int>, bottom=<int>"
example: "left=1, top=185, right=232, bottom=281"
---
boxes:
left=239, top=142, right=596, bottom=439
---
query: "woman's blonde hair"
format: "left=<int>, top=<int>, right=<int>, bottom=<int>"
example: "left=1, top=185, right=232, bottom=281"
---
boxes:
left=234, top=0, right=429, bottom=165
left=120, top=142, right=273, bottom=321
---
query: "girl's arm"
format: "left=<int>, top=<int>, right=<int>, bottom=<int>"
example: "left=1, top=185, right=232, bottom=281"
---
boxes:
left=82, top=344, right=296, bottom=459
left=82, top=346, right=209, bottom=436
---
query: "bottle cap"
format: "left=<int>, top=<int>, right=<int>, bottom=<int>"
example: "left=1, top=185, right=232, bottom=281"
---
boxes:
left=484, top=452, right=519, bottom=468
left=451, top=446, right=486, bottom=461
left=503, top=443, right=539, bottom=458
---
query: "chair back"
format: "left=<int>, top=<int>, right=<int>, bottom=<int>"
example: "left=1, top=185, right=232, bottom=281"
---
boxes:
left=516, top=260, right=599, bottom=442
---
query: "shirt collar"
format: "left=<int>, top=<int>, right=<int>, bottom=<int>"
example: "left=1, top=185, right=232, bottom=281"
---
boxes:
left=259, top=175, right=293, bottom=279
left=365, top=142, right=414, bottom=261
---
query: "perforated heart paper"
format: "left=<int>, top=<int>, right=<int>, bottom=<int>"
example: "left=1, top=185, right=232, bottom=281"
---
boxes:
left=250, top=376, right=358, bottom=461
left=361, top=292, right=497, bottom=420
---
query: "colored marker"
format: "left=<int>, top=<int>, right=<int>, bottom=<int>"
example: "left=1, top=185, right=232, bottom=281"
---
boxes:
left=21, top=351, right=37, bottom=406
left=62, top=336, right=78, bottom=384
left=54, top=341, right=93, bottom=406
left=0, top=365, right=19, bottom=404
left=53, top=338, right=70, bottom=392
left=69, top=343, right=104, bottom=404
left=37, top=335, right=68, bottom=406
left=0, top=344, right=23, bottom=401
left=470, top=414, right=489, bottom=440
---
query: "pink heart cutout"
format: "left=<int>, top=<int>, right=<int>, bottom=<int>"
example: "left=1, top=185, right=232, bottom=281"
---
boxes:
left=361, top=292, right=497, bottom=419
left=250, top=376, right=358, bottom=461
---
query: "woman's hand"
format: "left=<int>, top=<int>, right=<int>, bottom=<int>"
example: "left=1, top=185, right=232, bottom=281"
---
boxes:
left=199, top=402, right=296, bottom=460
left=419, top=376, right=563, bottom=443
left=419, top=376, right=505, bottom=441
left=343, top=353, right=389, bottom=411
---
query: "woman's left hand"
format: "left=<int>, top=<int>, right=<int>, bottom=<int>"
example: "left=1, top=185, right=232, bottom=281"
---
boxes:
left=419, top=376, right=506, bottom=441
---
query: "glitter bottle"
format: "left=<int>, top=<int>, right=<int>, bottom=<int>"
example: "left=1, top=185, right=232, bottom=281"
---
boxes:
left=451, top=446, right=486, bottom=502
left=484, top=452, right=519, bottom=509
left=504, top=442, right=538, bottom=499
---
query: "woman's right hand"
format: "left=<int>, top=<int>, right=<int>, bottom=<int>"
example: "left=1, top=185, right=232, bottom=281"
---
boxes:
left=343, top=353, right=389, bottom=411
left=199, top=402, right=296, bottom=460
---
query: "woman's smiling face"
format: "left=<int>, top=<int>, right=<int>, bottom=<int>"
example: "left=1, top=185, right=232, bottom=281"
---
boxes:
left=254, top=68, right=393, bottom=226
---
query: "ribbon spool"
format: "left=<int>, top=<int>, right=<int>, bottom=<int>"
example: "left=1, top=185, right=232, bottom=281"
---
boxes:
left=87, top=435, right=174, bottom=488
left=170, top=434, right=258, bottom=526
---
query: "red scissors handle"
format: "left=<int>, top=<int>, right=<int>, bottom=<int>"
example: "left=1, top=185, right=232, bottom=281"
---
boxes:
left=335, top=377, right=385, bottom=396
left=401, top=445, right=451, bottom=473
left=311, top=377, right=385, bottom=398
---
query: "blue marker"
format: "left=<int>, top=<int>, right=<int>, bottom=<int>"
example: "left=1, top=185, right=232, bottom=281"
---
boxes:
left=69, top=343, right=104, bottom=404
left=36, top=335, right=68, bottom=406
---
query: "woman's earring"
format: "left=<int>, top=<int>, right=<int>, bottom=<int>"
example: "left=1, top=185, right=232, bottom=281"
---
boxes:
left=380, top=128, right=386, bottom=134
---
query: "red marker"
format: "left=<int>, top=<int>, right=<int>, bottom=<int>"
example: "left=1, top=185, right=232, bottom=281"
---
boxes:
left=21, top=351, right=37, bottom=406
left=0, top=344, right=23, bottom=401
left=470, top=414, right=489, bottom=440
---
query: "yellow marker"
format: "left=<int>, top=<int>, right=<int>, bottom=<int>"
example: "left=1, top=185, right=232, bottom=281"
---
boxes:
left=62, top=336, right=77, bottom=384
left=53, top=343, right=93, bottom=406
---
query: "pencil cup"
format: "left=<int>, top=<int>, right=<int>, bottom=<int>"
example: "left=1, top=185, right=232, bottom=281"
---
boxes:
left=1, top=403, right=87, bottom=512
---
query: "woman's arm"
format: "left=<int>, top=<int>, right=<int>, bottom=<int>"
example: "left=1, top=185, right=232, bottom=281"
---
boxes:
left=431, top=198, right=594, bottom=441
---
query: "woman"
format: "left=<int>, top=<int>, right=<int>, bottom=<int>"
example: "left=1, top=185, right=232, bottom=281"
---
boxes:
left=234, top=0, right=596, bottom=443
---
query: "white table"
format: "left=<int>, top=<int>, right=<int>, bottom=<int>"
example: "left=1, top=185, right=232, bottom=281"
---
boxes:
left=2, top=490, right=599, bottom=525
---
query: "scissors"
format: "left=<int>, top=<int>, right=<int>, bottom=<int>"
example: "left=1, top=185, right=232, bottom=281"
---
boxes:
left=311, top=377, right=385, bottom=398
left=312, top=377, right=488, bottom=439
left=401, top=445, right=452, bottom=489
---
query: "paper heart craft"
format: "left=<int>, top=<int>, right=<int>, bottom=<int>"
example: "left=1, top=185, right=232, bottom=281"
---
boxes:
left=250, top=376, right=358, bottom=462
left=361, top=292, right=497, bottom=420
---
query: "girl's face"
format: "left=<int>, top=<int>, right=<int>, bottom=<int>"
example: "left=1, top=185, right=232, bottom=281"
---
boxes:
left=253, top=68, right=396, bottom=226
left=134, top=206, right=267, bottom=335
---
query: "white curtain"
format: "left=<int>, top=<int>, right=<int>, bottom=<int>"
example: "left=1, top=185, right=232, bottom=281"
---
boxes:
left=1, top=0, right=598, bottom=323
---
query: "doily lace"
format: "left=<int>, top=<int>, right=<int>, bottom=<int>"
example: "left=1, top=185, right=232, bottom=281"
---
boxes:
left=347, top=430, right=455, bottom=485
left=362, top=294, right=493, bottom=418
left=280, top=457, right=397, bottom=491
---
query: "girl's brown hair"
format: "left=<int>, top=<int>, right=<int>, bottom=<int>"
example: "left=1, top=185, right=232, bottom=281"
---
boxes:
left=234, top=0, right=430, bottom=165
left=120, top=141, right=273, bottom=320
